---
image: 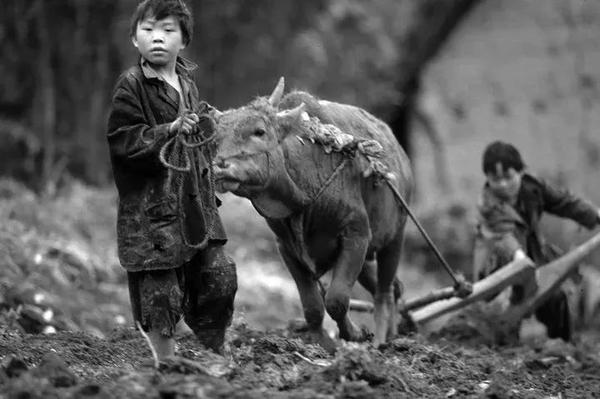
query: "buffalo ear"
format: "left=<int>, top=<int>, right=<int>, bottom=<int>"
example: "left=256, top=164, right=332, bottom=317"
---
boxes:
left=268, top=77, right=285, bottom=107
left=276, top=103, right=306, bottom=126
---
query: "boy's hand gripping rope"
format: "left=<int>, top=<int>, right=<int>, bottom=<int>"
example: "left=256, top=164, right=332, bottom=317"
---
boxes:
left=158, top=114, right=218, bottom=250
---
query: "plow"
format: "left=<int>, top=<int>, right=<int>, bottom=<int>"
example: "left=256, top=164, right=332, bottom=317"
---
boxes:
left=348, top=150, right=600, bottom=333
left=349, top=231, right=600, bottom=331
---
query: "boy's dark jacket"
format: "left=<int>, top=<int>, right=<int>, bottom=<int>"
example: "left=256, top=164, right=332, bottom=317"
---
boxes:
left=477, top=173, right=598, bottom=264
left=107, top=57, right=227, bottom=272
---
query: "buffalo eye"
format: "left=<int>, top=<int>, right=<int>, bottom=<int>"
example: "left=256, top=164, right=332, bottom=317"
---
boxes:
left=253, top=128, right=266, bottom=137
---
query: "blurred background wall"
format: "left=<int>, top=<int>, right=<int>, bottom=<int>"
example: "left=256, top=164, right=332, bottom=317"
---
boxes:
left=412, top=0, right=600, bottom=253
left=416, top=0, right=600, bottom=205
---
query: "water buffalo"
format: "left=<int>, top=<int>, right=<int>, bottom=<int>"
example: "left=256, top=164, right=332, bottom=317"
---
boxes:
left=212, top=78, right=413, bottom=348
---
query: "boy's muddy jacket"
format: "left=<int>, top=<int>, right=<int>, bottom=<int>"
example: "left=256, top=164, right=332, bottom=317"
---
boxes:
left=107, top=58, right=227, bottom=272
left=474, top=173, right=598, bottom=277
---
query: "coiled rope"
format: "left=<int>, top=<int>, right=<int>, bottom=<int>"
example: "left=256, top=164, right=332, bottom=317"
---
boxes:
left=158, top=118, right=217, bottom=249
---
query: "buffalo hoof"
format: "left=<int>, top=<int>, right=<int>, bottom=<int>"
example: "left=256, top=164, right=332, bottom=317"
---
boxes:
left=287, top=319, right=337, bottom=354
left=306, top=330, right=337, bottom=355
left=356, top=325, right=374, bottom=343
left=287, top=318, right=311, bottom=333
left=339, top=324, right=372, bottom=343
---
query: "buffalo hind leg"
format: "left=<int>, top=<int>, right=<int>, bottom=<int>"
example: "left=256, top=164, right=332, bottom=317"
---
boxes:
left=326, top=236, right=369, bottom=342
left=279, top=244, right=337, bottom=353
left=374, top=234, right=404, bottom=346
left=358, top=255, right=403, bottom=303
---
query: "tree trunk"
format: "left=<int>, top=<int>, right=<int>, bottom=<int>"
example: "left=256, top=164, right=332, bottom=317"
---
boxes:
left=73, top=0, right=90, bottom=181
left=413, top=108, right=452, bottom=192
left=387, top=0, right=482, bottom=158
left=34, top=0, right=57, bottom=194
left=87, top=40, right=110, bottom=185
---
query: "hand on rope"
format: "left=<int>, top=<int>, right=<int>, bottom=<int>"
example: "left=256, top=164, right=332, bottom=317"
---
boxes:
left=160, top=107, right=217, bottom=171
left=159, top=102, right=220, bottom=250
left=169, top=111, right=199, bottom=136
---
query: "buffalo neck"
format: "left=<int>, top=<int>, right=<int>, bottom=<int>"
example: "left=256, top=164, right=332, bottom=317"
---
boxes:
left=249, top=133, right=352, bottom=220
left=250, top=145, right=312, bottom=219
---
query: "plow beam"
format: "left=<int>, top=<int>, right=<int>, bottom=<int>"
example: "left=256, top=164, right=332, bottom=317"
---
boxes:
left=410, top=257, right=535, bottom=325
left=504, top=231, right=600, bottom=322
left=400, top=286, right=456, bottom=313
left=349, top=287, right=456, bottom=314
left=348, top=258, right=534, bottom=317
left=349, top=232, right=600, bottom=327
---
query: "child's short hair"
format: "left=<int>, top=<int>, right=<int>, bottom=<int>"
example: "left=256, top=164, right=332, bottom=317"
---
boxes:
left=129, top=0, right=193, bottom=46
left=482, top=141, right=525, bottom=174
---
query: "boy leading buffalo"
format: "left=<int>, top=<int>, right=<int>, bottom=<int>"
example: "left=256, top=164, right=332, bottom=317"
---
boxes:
left=106, top=0, right=236, bottom=357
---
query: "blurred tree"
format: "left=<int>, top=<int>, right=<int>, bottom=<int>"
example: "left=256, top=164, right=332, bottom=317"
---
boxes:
left=0, top=0, right=480, bottom=190
left=0, top=0, right=127, bottom=189
left=279, top=0, right=480, bottom=194
left=383, top=0, right=481, bottom=158
left=188, top=0, right=328, bottom=107
left=34, top=0, right=57, bottom=191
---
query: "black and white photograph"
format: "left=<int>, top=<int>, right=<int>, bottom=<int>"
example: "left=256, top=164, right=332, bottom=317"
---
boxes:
left=1, top=0, right=600, bottom=397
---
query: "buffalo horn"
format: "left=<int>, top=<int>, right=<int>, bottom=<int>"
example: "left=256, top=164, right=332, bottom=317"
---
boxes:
left=268, top=77, right=285, bottom=107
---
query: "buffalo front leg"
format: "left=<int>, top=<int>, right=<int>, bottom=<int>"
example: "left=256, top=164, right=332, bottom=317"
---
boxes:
left=326, top=235, right=370, bottom=342
left=374, top=234, right=404, bottom=346
left=279, top=243, right=336, bottom=353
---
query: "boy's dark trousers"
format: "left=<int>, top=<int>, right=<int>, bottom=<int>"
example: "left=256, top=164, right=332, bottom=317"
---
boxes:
left=510, top=244, right=574, bottom=342
left=127, top=243, right=237, bottom=353
left=534, top=291, right=571, bottom=341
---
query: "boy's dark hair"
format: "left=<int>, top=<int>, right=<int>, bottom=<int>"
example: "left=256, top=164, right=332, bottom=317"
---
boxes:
left=482, top=141, right=525, bottom=174
left=129, top=0, right=193, bottom=46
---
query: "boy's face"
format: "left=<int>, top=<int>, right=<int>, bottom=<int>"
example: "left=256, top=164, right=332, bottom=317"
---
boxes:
left=485, top=163, right=523, bottom=201
left=132, top=14, right=185, bottom=67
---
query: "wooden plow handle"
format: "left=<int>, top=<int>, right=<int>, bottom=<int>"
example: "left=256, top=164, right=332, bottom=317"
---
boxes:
left=505, top=231, right=600, bottom=323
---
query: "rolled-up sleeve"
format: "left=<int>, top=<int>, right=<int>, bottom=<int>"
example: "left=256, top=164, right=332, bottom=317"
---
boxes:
left=107, top=76, right=173, bottom=171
